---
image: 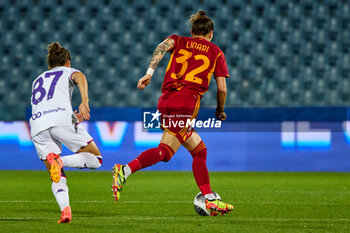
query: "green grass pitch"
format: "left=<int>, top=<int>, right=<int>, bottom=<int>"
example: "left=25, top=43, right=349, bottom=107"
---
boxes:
left=0, top=171, right=349, bottom=233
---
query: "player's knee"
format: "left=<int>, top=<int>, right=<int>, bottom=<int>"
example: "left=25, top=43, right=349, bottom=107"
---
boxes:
left=96, top=155, right=103, bottom=165
left=158, top=143, right=175, bottom=162
left=91, top=155, right=103, bottom=169
left=190, top=141, right=207, bottom=160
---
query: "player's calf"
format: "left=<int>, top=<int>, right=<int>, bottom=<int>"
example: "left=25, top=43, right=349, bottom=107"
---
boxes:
left=127, top=143, right=175, bottom=173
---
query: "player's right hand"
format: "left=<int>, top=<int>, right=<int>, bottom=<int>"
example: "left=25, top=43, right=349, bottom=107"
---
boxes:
left=137, top=74, right=152, bottom=90
left=78, top=102, right=90, bottom=121
left=74, top=110, right=84, bottom=123
left=215, top=111, right=227, bottom=121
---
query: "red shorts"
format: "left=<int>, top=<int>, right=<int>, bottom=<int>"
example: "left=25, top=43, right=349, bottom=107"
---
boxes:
left=157, top=87, right=201, bottom=144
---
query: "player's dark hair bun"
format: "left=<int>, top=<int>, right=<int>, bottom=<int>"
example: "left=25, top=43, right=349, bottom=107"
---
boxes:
left=189, top=11, right=214, bottom=36
left=47, top=42, right=71, bottom=69
left=199, top=10, right=207, bottom=17
left=47, top=42, right=63, bottom=55
left=189, top=10, right=208, bottom=23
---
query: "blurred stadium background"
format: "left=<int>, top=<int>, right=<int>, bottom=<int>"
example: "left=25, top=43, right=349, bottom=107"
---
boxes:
left=0, top=0, right=350, bottom=171
left=1, top=1, right=350, bottom=231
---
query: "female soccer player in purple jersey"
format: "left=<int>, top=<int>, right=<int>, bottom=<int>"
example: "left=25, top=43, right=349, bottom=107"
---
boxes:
left=30, top=42, right=103, bottom=223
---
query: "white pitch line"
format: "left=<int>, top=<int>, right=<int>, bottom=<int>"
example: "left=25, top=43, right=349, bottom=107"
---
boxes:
left=0, top=200, right=106, bottom=203
left=234, top=190, right=350, bottom=195
left=0, top=200, right=190, bottom=204
left=0, top=216, right=349, bottom=223
left=0, top=200, right=349, bottom=206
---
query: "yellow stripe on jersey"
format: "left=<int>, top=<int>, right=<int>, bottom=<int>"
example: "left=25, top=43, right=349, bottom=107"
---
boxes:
left=162, top=51, right=176, bottom=91
left=199, top=52, right=222, bottom=95
left=191, top=141, right=207, bottom=154
left=178, top=95, right=201, bottom=139
left=161, top=123, right=177, bottom=136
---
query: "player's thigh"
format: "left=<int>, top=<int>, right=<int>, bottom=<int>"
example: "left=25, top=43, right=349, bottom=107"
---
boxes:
left=49, top=124, right=94, bottom=153
left=77, top=141, right=101, bottom=156
left=159, top=90, right=200, bottom=144
left=32, top=129, right=62, bottom=160
left=160, top=131, right=182, bottom=153
left=182, top=131, right=202, bottom=152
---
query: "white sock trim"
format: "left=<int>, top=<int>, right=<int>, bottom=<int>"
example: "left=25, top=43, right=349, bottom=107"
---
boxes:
left=204, top=193, right=216, bottom=200
left=124, top=165, right=132, bottom=179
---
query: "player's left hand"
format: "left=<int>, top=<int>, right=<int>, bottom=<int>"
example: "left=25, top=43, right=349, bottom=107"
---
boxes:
left=215, top=111, right=227, bottom=121
left=137, top=74, right=152, bottom=90
left=78, top=102, right=90, bottom=121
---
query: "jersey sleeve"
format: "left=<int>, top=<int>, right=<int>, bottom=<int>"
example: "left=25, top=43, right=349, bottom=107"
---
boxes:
left=214, top=51, right=229, bottom=79
left=69, top=68, right=81, bottom=86
left=167, top=34, right=179, bottom=53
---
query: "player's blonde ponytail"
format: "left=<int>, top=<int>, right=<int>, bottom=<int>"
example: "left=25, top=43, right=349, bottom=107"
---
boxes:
left=189, top=11, right=214, bottom=36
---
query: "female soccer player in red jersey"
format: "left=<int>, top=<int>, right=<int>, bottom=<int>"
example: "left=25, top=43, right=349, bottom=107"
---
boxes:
left=112, top=11, right=233, bottom=215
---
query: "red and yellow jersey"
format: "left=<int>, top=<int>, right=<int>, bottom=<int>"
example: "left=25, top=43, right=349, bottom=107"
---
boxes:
left=162, top=34, right=229, bottom=95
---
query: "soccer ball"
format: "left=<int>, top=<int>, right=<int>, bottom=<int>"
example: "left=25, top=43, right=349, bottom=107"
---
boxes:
left=193, top=191, right=221, bottom=216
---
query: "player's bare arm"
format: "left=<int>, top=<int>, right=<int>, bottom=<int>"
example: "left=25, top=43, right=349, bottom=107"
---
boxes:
left=137, top=37, right=175, bottom=90
left=149, top=37, right=175, bottom=69
left=215, top=76, right=227, bottom=121
left=72, top=72, right=90, bottom=121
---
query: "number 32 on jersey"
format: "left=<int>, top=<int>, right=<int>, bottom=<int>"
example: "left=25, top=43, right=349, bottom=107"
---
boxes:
left=168, top=49, right=210, bottom=85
